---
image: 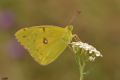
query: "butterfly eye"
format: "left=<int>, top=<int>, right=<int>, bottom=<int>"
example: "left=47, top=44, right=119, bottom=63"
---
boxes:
left=43, top=38, right=48, bottom=44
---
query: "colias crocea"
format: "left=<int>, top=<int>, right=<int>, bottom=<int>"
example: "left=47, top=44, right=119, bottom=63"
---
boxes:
left=15, top=25, right=73, bottom=65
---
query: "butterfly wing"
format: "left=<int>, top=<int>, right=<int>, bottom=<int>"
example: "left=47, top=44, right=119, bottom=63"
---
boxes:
left=15, top=25, right=73, bottom=65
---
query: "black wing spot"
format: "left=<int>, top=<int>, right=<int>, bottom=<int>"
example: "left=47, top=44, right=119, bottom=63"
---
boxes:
left=23, top=28, right=27, bottom=31
left=43, top=38, right=48, bottom=44
left=22, top=35, right=27, bottom=38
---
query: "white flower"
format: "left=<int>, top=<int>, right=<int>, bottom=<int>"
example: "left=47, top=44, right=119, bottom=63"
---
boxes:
left=71, top=41, right=102, bottom=61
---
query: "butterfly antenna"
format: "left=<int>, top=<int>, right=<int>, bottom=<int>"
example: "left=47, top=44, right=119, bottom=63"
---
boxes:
left=68, top=10, right=81, bottom=25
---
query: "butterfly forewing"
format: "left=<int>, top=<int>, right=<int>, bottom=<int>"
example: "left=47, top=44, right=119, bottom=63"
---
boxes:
left=15, top=25, right=72, bottom=65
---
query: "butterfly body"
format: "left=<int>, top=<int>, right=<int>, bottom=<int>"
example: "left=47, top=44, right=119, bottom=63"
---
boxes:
left=15, top=25, right=73, bottom=65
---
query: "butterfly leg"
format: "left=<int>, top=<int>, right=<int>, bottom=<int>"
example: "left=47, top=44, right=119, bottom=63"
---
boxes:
left=72, top=34, right=81, bottom=41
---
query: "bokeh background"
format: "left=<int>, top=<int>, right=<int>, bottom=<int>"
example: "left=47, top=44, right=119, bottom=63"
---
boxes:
left=0, top=0, right=120, bottom=80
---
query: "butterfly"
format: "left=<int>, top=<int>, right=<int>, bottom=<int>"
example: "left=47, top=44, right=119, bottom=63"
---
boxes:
left=15, top=25, right=73, bottom=65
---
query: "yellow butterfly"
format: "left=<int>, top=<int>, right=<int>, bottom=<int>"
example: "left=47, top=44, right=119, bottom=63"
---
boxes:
left=15, top=25, right=73, bottom=65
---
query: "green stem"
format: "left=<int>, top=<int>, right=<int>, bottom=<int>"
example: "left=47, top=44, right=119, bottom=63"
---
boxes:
left=76, top=49, right=86, bottom=80
left=79, top=61, right=85, bottom=80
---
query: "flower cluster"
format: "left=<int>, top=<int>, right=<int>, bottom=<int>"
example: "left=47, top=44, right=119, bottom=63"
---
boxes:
left=71, top=41, right=102, bottom=61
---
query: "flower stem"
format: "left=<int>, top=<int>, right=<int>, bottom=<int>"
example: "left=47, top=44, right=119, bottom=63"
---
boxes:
left=75, top=49, right=86, bottom=80
left=79, top=61, right=85, bottom=80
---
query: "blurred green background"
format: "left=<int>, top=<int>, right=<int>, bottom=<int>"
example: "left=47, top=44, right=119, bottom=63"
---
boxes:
left=0, top=0, right=120, bottom=80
